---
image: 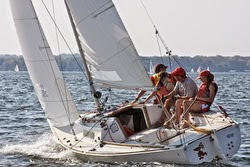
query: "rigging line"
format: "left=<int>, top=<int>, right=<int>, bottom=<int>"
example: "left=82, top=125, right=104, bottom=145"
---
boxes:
left=51, top=0, right=71, bottom=128
left=39, top=0, right=75, bottom=132
left=156, top=31, right=170, bottom=54
left=109, top=89, right=125, bottom=104
left=140, top=0, right=170, bottom=52
left=140, top=0, right=165, bottom=63
left=40, top=0, right=86, bottom=76
left=155, top=33, right=164, bottom=64
left=51, top=0, right=72, bottom=126
left=140, top=0, right=156, bottom=30
left=72, top=117, right=118, bottom=149
left=171, top=55, right=196, bottom=79
left=76, top=1, right=112, bottom=25
left=91, top=118, right=119, bottom=150
left=51, top=0, right=62, bottom=70
left=164, top=52, right=195, bottom=80
left=70, top=118, right=103, bottom=148
left=171, top=55, right=187, bottom=71
left=168, top=53, right=172, bottom=73
left=140, top=0, right=170, bottom=61
left=140, top=0, right=164, bottom=49
left=65, top=1, right=101, bottom=111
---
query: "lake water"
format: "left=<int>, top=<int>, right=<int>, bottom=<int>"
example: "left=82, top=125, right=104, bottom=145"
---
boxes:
left=0, top=71, right=249, bottom=167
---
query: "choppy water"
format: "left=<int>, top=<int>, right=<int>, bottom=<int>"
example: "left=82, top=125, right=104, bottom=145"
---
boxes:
left=0, top=71, right=249, bottom=167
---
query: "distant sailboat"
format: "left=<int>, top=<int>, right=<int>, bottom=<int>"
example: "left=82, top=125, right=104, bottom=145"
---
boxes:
left=229, top=69, right=236, bottom=72
left=149, top=60, right=154, bottom=75
left=14, top=64, right=19, bottom=72
left=196, top=66, right=201, bottom=73
left=207, top=66, right=210, bottom=71
left=190, top=68, right=194, bottom=73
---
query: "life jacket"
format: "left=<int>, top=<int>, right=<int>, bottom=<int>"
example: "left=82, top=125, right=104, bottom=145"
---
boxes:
left=156, top=86, right=169, bottom=98
left=151, top=74, right=169, bottom=104
left=150, top=73, right=161, bottom=86
left=197, top=82, right=218, bottom=107
left=150, top=86, right=168, bottom=104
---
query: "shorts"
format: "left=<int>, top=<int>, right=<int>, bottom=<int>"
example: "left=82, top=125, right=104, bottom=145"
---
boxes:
left=195, top=100, right=210, bottom=113
left=201, top=103, right=209, bottom=110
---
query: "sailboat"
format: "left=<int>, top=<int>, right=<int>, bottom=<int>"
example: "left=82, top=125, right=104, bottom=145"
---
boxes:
left=197, top=66, right=201, bottom=73
left=10, top=0, right=241, bottom=164
left=14, top=64, right=19, bottom=72
left=207, top=67, right=210, bottom=71
left=149, top=60, right=154, bottom=75
left=190, top=68, right=194, bottom=73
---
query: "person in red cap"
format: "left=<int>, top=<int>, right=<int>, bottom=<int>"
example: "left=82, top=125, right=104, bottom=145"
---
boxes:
left=160, top=67, right=198, bottom=127
left=131, top=63, right=168, bottom=104
left=181, top=70, right=218, bottom=128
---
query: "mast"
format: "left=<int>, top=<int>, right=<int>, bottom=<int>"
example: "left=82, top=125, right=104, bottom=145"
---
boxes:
left=64, top=0, right=101, bottom=111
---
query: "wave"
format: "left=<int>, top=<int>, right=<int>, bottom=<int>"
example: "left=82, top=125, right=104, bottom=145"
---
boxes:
left=0, top=133, right=81, bottom=165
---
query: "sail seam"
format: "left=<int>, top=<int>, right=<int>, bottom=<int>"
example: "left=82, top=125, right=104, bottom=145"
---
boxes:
left=39, top=100, right=76, bottom=103
left=92, top=4, right=114, bottom=18
left=14, top=17, right=36, bottom=21
left=98, top=43, right=133, bottom=66
left=76, top=1, right=112, bottom=25
left=24, top=59, right=57, bottom=62
left=47, top=113, right=78, bottom=119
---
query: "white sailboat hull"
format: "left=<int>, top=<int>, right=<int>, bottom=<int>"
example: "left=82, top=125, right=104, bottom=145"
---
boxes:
left=51, top=104, right=241, bottom=164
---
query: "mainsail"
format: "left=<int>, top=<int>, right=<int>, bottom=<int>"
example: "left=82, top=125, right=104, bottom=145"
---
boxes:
left=66, top=0, right=153, bottom=90
left=10, top=0, right=79, bottom=127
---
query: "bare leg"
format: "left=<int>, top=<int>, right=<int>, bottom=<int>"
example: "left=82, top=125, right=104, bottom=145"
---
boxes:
left=182, top=100, right=192, bottom=122
left=182, top=100, right=202, bottom=127
left=160, top=99, right=174, bottom=122
left=175, top=99, right=184, bottom=125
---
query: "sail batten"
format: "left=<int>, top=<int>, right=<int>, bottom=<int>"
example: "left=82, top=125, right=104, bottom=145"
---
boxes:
left=66, top=0, right=153, bottom=90
left=10, top=0, right=79, bottom=127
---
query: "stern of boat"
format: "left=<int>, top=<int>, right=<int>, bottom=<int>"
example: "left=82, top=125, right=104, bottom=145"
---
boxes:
left=184, top=123, right=241, bottom=164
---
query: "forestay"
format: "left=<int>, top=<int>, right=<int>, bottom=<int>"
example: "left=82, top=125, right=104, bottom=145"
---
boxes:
left=66, top=0, right=153, bottom=90
left=10, top=0, right=79, bottom=127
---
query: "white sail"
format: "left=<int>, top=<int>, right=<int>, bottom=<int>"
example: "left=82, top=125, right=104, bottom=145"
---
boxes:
left=10, top=0, right=79, bottom=127
left=65, top=0, right=153, bottom=90
left=149, top=60, right=154, bottom=75
left=14, top=64, right=19, bottom=72
left=197, top=66, right=201, bottom=73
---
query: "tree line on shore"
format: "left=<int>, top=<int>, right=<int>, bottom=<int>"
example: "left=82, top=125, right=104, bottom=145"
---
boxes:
left=0, top=54, right=250, bottom=72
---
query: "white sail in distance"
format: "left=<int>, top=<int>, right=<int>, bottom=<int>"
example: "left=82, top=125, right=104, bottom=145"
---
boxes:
left=197, top=66, right=201, bottom=73
left=66, top=0, right=153, bottom=90
left=14, top=64, right=19, bottom=72
left=10, top=0, right=79, bottom=127
left=149, top=60, right=154, bottom=75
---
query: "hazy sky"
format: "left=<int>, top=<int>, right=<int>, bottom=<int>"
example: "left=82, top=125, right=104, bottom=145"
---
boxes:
left=1, top=0, right=250, bottom=56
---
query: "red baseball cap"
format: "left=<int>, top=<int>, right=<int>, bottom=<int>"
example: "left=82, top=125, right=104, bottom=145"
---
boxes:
left=154, top=64, right=168, bottom=73
left=196, top=70, right=211, bottom=80
left=171, top=67, right=186, bottom=76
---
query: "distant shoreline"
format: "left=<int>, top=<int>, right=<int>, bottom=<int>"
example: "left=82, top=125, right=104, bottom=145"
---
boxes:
left=1, top=54, right=250, bottom=72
